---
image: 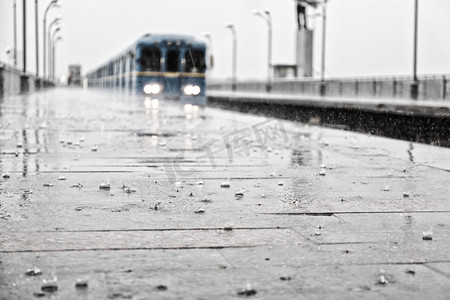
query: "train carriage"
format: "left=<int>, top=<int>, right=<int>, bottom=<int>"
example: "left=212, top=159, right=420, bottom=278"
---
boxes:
left=86, top=33, right=207, bottom=106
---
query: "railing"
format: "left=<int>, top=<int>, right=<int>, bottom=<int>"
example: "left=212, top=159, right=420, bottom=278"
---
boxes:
left=209, top=74, right=450, bottom=101
left=0, top=61, right=52, bottom=97
left=0, top=63, right=22, bottom=96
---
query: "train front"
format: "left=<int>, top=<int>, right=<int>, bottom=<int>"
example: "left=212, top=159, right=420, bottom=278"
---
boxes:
left=136, top=35, right=207, bottom=106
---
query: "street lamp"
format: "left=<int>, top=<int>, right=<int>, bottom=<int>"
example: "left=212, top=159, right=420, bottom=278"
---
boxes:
left=13, top=0, right=17, bottom=66
left=52, top=36, right=62, bottom=83
left=47, top=17, right=61, bottom=80
left=43, top=0, right=61, bottom=82
left=35, top=0, right=39, bottom=78
left=319, top=0, right=328, bottom=96
left=251, top=8, right=272, bottom=92
left=49, top=26, right=61, bottom=81
left=202, top=32, right=214, bottom=68
left=22, top=0, right=27, bottom=73
left=223, top=22, right=237, bottom=91
left=410, top=0, right=419, bottom=100
left=202, top=32, right=213, bottom=81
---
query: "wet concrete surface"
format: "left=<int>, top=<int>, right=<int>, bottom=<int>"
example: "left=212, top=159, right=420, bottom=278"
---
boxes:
left=1, top=88, right=450, bottom=299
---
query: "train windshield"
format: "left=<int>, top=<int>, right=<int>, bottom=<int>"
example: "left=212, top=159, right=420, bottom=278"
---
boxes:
left=167, top=50, right=180, bottom=72
left=184, top=49, right=206, bottom=73
left=140, top=47, right=161, bottom=71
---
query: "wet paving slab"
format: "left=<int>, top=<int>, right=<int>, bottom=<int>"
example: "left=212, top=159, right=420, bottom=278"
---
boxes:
left=2, top=250, right=450, bottom=299
left=1, top=88, right=450, bottom=298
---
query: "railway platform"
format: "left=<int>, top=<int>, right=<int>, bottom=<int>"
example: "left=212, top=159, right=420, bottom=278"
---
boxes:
left=1, top=88, right=450, bottom=299
left=207, top=90, right=450, bottom=117
left=207, top=90, right=450, bottom=148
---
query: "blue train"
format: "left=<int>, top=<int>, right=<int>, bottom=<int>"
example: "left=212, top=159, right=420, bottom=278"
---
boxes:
left=86, top=33, right=207, bottom=106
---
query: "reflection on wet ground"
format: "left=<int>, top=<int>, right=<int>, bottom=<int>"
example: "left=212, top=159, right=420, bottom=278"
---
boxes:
left=1, top=88, right=450, bottom=298
left=0, top=95, right=50, bottom=177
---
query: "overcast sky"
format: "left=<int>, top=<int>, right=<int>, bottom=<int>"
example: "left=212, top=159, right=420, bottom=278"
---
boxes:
left=1, top=0, right=449, bottom=81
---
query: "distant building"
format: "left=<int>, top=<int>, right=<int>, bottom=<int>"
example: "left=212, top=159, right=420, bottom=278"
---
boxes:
left=68, top=64, right=82, bottom=86
left=273, top=64, right=297, bottom=78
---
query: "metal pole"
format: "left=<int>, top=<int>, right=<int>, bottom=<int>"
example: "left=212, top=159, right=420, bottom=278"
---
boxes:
left=22, top=0, right=26, bottom=73
left=48, top=29, right=52, bottom=80
left=43, top=14, right=46, bottom=80
left=53, top=37, right=62, bottom=83
left=231, top=27, right=237, bottom=91
left=47, top=20, right=60, bottom=80
left=319, top=0, right=327, bottom=96
left=224, top=23, right=237, bottom=91
left=52, top=41, right=55, bottom=82
left=203, top=33, right=213, bottom=69
left=50, top=28, right=60, bottom=81
left=202, top=32, right=213, bottom=81
left=320, top=1, right=327, bottom=82
left=49, top=37, right=52, bottom=81
left=410, top=0, right=419, bottom=99
left=35, top=0, right=39, bottom=77
left=265, top=10, right=272, bottom=92
left=413, top=0, right=418, bottom=83
left=13, top=0, right=17, bottom=66
left=268, top=18, right=272, bottom=89
left=43, top=1, right=56, bottom=82
left=207, top=36, right=213, bottom=70
left=252, top=9, right=272, bottom=92
left=443, top=75, right=447, bottom=100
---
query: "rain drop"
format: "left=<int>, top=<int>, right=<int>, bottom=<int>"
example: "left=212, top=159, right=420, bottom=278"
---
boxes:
left=220, top=181, right=231, bottom=188
left=25, top=266, right=42, bottom=276
left=99, top=181, right=111, bottom=190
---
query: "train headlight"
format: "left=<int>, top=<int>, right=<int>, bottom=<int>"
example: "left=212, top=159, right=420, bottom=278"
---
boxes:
left=192, top=85, right=201, bottom=95
left=183, top=85, right=193, bottom=95
left=143, top=84, right=153, bottom=94
left=144, top=83, right=162, bottom=94
left=183, top=85, right=201, bottom=96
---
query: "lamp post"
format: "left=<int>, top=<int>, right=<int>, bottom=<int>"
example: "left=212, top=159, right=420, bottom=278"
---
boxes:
left=202, top=32, right=213, bottom=68
left=49, top=27, right=61, bottom=81
left=17, top=0, right=30, bottom=93
left=22, top=0, right=26, bottom=73
left=223, top=22, right=237, bottom=91
left=35, top=0, right=39, bottom=78
left=251, top=8, right=272, bottom=92
left=202, top=32, right=213, bottom=81
left=47, top=18, right=61, bottom=80
left=43, top=0, right=60, bottom=82
left=13, top=0, right=17, bottom=66
left=410, top=0, right=419, bottom=100
left=52, top=36, right=62, bottom=83
left=319, top=0, right=328, bottom=96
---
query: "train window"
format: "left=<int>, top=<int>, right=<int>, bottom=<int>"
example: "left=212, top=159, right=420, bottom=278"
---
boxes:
left=184, top=49, right=206, bottom=73
left=167, top=50, right=179, bottom=72
left=140, top=47, right=161, bottom=71
left=129, top=52, right=135, bottom=71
